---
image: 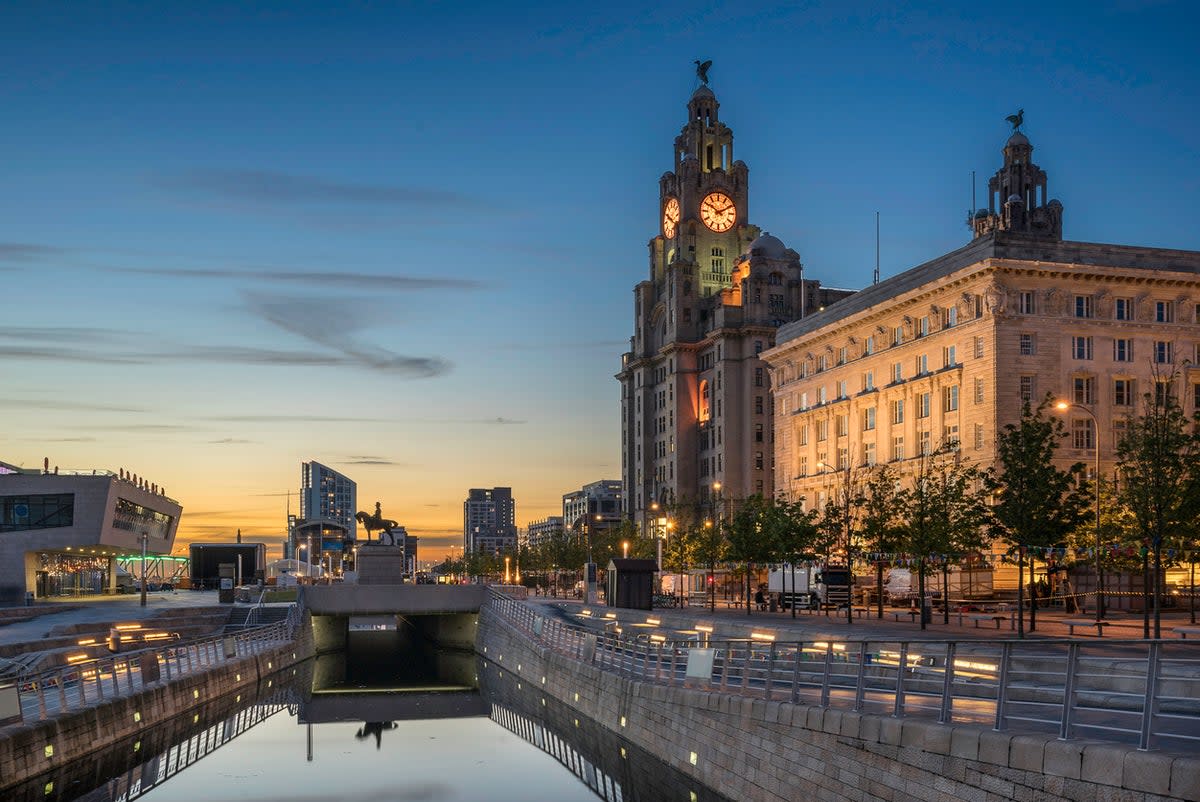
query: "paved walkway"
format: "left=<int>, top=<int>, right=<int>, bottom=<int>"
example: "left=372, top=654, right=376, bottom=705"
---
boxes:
left=529, top=594, right=1200, bottom=643
left=0, top=590, right=228, bottom=648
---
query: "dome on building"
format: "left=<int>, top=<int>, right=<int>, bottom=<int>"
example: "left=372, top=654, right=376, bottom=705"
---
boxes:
left=682, top=151, right=699, bottom=163
left=1006, top=131, right=1030, bottom=147
left=747, top=231, right=789, bottom=259
left=691, top=85, right=715, bottom=100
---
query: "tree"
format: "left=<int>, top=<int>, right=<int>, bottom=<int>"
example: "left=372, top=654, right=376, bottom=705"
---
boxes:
left=660, top=498, right=702, bottom=603
left=991, top=400, right=1090, bottom=635
left=768, top=495, right=820, bottom=619
left=855, top=465, right=908, bottom=619
left=1116, top=371, right=1200, bottom=638
left=899, top=445, right=993, bottom=630
left=724, top=494, right=776, bottom=614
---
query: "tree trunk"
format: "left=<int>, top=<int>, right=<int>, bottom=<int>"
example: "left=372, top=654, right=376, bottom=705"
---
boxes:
left=918, top=558, right=927, bottom=631
left=942, top=561, right=950, bottom=625
left=1142, top=548, right=1151, bottom=639
left=1016, top=546, right=1025, bottom=639
left=1028, top=554, right=1038, bottom=633
left=876, top=561, right=884, bottom=620
left=1153, top=542, right=1162, bottom=639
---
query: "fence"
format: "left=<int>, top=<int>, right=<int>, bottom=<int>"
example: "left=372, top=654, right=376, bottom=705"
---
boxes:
left=4, top=604, right=300, bottom=724
left=487, top=592, right=1200, bottom=754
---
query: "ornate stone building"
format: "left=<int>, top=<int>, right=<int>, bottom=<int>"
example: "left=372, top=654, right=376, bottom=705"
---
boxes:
left=764, top=129, right=1200, bottom=514
left=617, top=82, right=850, bottom=530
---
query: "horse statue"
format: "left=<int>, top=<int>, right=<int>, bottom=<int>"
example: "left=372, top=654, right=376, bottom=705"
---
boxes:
left=355, top=501, right=400, bottom=545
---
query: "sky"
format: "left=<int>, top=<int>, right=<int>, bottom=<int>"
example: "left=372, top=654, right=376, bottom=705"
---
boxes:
left=2, top=1, right=1197, bottom=561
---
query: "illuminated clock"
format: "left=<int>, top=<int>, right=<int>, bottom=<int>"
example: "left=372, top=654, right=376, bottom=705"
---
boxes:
left=700, top=192, right=736, bottom=233
left=662, top=197, right=680, bottom=238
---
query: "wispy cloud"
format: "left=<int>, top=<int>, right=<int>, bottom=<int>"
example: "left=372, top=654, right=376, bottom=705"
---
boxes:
left=209, top=437, right=253, bottom=444
left=65, top=423, right=199, bottom=433
left=0, top=398, right=146, bottom=413
left=155, top=168, right=480, bottom=210
left=205, top=414, right=389, bottom=424
left=118, top=266, right=484, bottom=291
left=0, top=345, right=145, bottom=365
left=341, top=458, right=402, bottom=466
left=0, top=326, right=135, bottom=344
left=244, top=292, right=451, bottom=378
left=0, top=242, right=63, bottom=261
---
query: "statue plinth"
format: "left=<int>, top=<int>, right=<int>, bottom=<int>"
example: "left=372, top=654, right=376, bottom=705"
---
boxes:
left=356, top=543, right=406, bottom=585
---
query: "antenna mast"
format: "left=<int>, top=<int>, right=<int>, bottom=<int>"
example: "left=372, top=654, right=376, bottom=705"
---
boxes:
left=873, top=211, right=880, bottom=285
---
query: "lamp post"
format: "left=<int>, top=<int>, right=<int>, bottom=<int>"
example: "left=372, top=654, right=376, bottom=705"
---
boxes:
left=504, top=555, right=511, bottom=584
left=709, top=481, right=722, bottom=613
left=1055, top=401, right=1103, bottom=622
left=139, top=530, right=148, bottom=608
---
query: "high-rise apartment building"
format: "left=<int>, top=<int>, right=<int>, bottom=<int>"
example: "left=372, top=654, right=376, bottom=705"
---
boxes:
left=617, top=79, right=850, bottom=529
left=562, top=480, right=622, bottom=534
left=300, top=461, right=357, bottom=536
left=526, top=516, right=564, bottom=549
left=464, top=487, right=517, bottom=555
left=765, top=127, right=1200, bottom=514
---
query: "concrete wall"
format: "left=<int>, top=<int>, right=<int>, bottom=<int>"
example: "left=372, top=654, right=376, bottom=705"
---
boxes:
left=302, top=584, right=488, bottom=615
left=478, top=605, right=1200, bottom=802
left=0, top=642, right=309, bottom=788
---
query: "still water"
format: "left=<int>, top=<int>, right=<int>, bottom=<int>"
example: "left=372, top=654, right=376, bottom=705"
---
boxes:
left=10, top=633, right=730, bottom=802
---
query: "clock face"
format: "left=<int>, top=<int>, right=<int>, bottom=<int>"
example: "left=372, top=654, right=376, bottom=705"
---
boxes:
left=662, top=197, right=680, bottom=238
left=700, top=192, right=736, bottom=232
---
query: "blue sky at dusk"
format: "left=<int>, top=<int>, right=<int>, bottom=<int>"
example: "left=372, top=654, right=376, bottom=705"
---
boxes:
left=2, top=1, right=1196, bottom=558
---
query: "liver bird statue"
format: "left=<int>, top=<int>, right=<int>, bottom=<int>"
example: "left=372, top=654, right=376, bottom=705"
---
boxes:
left=694, top=59, right=712, bottom=85
left=1006, top=108, right=1024, bottom=132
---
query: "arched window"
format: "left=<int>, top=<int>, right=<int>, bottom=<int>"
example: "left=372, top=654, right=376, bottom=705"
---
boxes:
left=698, top=379, right=711, bottom=423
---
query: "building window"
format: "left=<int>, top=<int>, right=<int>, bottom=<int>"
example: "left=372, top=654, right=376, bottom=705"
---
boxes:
left=1155, top=380, right=1174, bottom=406
left=755, top=451, right=764, bottom=470
left=838, top=346, right=848, bottom=365
left=1114, top=379, right=1135, bottom=407
left=837, top=448, right=849, bottom=470
left=798, top=456, right=808, bottom=476
left=865, top=336, right=874, bottom=355
left=892, top=399, right=904, bottom=424
left=974, top=377, right=984, bottom=404
left=863, top=442, right=876, bottom=466
left=944, top=307, right=957, bottom=328
left=916, top=354, right=928, bottom=375
left=1115, top=297, right=1132, bottom=321
left=1074, top=295, right=1094, bottom=318
left=1018, top=291, right=1036, bottom=314
left=1073, top=376, right=1096, bottom=405
left=893, top=326, right=903, bottom=346
left=892, top=362, right=903, bottom=383
left=1071, top=336, right=1093, bottom=360
left=943, top=345, right=957, bottom=367
left=918, top=316, right=929, bottom=337
left=863, top=371, right=874, bottom=392
left=974, top=337, right=984, bottom=359
left=919, top=430, right=932, bottom=455
left=1194, top=382, right=1200, bottom=411
left=1154, top=341, right=1173, bottom=364
left=918, top=392, right=931, bottom=418
left=817, top=387, right=827, bottom=404
left=816, top=420, right=828, bottom=442
left=1020, top=375, right=1036, bottom=404
left=754, top=367, right=764, bottom=387
left=1, top=493, right=76, bottom=532
left=943, top=385, right=959, bottom=412
left=1072, top=419, right=1095, bottom=450
left=943, top=424, right=960, bottom=450
left=755, top=340, right=764, bottom=354
left=891, top=436, right=905, bottom=462
left=755, top=423, right=764, bottom=443
left=799, top=424, right=809, bottom=446
left=799, top=392, right=809, bottom=411
left=836, top=414, right=849, bottom=437
left=1156, top=301, right=1174, bottom=323
left=863, top=407, right=876, bottom=431
left=817, top=355, right=827, bottom=372
left=1113, top=338, right=1133, bottom=362
left=837, top=380, right=848, bottom=399
left=1019, top=333, right=1036, bottom=356
left=974, top=423, right=984, bottom=450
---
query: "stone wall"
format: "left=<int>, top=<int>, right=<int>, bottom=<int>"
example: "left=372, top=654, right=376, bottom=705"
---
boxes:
left=0, top=642, right=308, bottom=788
left=478, top=606, right=1200, bottom=802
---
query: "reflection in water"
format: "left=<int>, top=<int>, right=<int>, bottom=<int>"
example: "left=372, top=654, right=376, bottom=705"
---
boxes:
left=5, top=648, right=728, bottom=802
left=354, top=721, right=396, bottom=749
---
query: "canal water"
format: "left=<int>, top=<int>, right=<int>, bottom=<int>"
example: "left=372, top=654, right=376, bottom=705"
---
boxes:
left=8, top=631, right=731, bottom=802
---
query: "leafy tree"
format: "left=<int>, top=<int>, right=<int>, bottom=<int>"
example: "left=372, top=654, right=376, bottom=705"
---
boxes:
left=725, top=494, right=773, bottom=613
left=855, top=465, right=908, bottom=619
left=660, top=498, right=702, bottom=602
left=1116, top=372, right=1200, bottom=637
left=767, top=495, right=820, bottom=618
left=991, top=400, right=1089, bottom=635
left=900, top=445, right=993, bottom=630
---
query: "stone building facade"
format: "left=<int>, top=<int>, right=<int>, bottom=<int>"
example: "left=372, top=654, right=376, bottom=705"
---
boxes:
left=764, top=131, right=1200, bottom=517
left=618, top=83, right=850, bottom=530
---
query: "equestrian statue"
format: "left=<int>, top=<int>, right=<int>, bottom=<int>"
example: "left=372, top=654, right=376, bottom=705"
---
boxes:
left=355, top=501, right=400, bottom=545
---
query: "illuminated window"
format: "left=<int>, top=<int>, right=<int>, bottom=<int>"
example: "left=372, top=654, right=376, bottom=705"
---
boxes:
left=698, top=380, right=710, bottom=422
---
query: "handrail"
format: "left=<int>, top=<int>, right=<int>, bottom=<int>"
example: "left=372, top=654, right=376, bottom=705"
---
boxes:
left=484, top=591, right=1200, bottom=755
left=10, top=614, right=298, bottom=723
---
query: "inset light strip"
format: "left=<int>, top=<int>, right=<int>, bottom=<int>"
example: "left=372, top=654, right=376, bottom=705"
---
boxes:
left=750, top=631, right=776, bottom=642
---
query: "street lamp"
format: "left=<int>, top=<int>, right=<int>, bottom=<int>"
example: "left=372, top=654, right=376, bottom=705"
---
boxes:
left=709, top=481, right=722, bottom=613
left=504, top=555, right=511, bottom=584
left=297, top=543, right=307, bottom=584
left=1055, top=400, right=1104, bottom=622
left=139, top=530, right=148, bottom=608
left=622, top=541, right=630, bottom=559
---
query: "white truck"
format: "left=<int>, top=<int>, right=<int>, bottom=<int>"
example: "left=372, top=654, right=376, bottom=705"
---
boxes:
left=768, top=564, right=852, bottom=610
left=885, top=566, right=995, bottom=603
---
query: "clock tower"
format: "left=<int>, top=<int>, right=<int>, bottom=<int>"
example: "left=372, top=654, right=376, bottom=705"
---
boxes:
left=618, top=72, right=849, bottom=538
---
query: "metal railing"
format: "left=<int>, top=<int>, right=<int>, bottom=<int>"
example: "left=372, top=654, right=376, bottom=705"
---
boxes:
left=487, top=593, right=1200, bottom=754
left=7, top=604, right=300, bottom=723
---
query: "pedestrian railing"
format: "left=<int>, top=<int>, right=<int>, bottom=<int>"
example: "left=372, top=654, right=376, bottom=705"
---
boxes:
left=5, top=604, right=301, bottom=724
left=487, top=592, right=1200, bottom=753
